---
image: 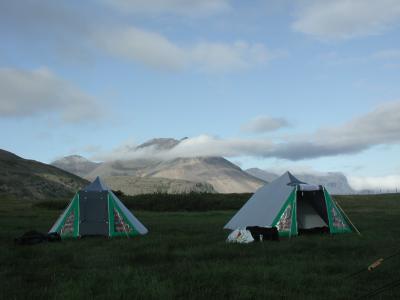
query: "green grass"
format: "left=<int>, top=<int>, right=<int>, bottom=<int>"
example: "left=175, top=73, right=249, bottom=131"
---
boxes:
left=1, top=194, right=400, bottom=299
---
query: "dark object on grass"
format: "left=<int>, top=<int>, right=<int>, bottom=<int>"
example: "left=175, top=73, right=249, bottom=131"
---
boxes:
left=246, top=226, right=279, bottom=241
left=14, top=230, right=61, bottom=245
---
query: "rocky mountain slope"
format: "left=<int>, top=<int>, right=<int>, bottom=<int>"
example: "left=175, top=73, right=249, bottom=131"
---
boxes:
left=246, top=168, right=354, bottom=195
left=145, top=157, right=265, bottom=193
left=0, top=149, right=88, bottom=200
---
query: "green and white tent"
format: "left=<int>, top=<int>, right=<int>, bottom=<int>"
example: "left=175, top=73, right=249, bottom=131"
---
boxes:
left=224, top=172, right=358, bottom=237
left=49, top=177, right=148, bottom=238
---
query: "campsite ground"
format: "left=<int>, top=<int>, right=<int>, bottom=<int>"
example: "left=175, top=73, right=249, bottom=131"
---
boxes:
left=1, top=194, right=400, bottom=299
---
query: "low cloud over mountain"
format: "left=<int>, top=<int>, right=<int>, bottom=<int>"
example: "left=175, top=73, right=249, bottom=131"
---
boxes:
left=96, top=101, right=400, bottom=162
left=53, top=138, right=265, bottom=194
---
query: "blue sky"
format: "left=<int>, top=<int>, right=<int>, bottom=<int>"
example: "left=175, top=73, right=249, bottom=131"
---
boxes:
left=1, top=0, right=400, bottom=190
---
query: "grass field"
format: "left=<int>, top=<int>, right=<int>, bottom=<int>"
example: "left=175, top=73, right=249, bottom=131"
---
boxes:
left=1, top=194, right=400, bottom=299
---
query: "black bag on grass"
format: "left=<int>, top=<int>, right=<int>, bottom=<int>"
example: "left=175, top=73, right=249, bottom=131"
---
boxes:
left=14, top=230, right=61, bottom=245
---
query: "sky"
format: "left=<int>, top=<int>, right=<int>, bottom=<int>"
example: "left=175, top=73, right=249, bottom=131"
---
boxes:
left=1, top=0, right=400, bottom=191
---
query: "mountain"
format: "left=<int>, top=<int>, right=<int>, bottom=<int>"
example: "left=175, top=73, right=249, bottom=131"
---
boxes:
left=85, top=158, right=160, bottom=178
left=295, top=173, right=354, bottom=195
left=52, top=155, right=100, bottom=177
left=144, top=157, right=265, bottom=193
left=52, top=137, right=266, bottom=194
left=246, top=168, right=354, bottom=195
left=84, top=156, right=265, bottom=193
left=0, top=149, right=88, bottom=200
left=102, top=176, right=215, bottom=195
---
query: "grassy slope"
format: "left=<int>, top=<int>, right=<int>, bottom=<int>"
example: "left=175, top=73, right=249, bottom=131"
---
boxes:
left=0, top=194, right=399, bottom=299
left=0, top=149, right=88, bottom=200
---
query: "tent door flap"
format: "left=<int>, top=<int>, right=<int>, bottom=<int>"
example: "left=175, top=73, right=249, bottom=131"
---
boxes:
left=79, top=191, right=109, bottom=236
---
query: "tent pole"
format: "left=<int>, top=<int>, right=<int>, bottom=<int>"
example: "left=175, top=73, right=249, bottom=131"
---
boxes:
left=334, top=200, right=361, bottom=236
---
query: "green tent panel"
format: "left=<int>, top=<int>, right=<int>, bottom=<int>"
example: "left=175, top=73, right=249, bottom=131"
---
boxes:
left=224, top=172, right=359, bottom=236
left=49, top=177, right=148, bottom=239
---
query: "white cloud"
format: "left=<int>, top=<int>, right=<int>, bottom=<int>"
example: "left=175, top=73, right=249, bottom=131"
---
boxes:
left=102, top=0, right=231, bottom=17
left=292, top=0, right=400, bottom=40
left=97, top=100, right=400, bottom=161
left=94, top=27, right=187, bottom=70
left=96, top=134, right=275, bottom=161
left=0, top=67, right=104, bottom=122
left=271, top=100, right=400, bottom=160
left=348, top=175, right=400, bottom=191
left=241, top=116, right=289, bottom=133
left=94, top=26, right=275, bottom=72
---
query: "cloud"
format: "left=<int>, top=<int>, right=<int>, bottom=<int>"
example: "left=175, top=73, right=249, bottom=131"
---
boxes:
left=0, top=1, right=88, bottom=38
left=241, top=116, right=289, bottom=133
left=97, top=100, right=400, bottom=161
left=94, top=26, right=275, bottom=72
left=372, top=49, right=400, bottom=60
left=348, top=175, right=400, bottom=191
left=96, top=135, right=274, bottom=161
left=191, top=41, right=273, bottom=72
left=1, top=1, right=278, bottom=72
left=93, top=27, right=187, bottom=70
left=101, top=0, right=231, bottom=17
left=271, top=101, right=400, bottom=160
left=292, top=0, right=400, bottom=40
left=0, top=1, right=92, bottom=61
left=0, top=67, right=104, bottom=122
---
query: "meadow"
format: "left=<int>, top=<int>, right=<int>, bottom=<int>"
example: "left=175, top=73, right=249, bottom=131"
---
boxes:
left=1, top=193, right=399, bottom=299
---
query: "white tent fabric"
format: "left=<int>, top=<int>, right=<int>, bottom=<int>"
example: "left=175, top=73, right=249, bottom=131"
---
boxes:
left=226, top=229, right=254, bottom=244
left=298, top=184, right=321, bottom=191
left=224, top=172, right=302, bottom=230
left=110, top=191, right=148, bottom=235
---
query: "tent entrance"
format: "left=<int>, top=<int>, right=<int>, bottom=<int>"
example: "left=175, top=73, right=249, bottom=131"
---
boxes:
left=296, top=189, right=329, bottom=234
left=79, top=191, right=109, bottom=236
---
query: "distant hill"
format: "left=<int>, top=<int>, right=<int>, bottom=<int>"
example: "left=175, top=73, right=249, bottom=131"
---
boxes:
left=0, top=149, right=88, bottom=200
left=52, top=155, right=101, bottom=177
left=246, top=168, right=354, bottom=195
left=53, top=138, right=266, bottom=194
